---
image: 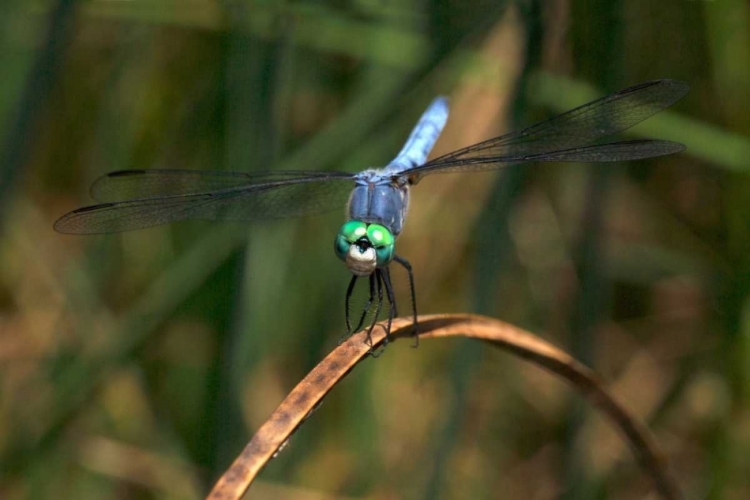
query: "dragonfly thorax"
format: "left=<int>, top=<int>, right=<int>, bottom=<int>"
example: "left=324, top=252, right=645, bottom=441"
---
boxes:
left=334, top=220, right=395, bottom=276
left=349, top=171, right=410, bottom=236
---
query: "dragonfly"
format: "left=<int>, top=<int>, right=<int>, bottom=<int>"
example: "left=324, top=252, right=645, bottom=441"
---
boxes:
left=55, top=79, right=689, bottom=349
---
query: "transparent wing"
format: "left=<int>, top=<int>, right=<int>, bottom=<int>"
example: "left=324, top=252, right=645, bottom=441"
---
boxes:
left=90, top=169, right=352, bottom=202
left=55, top=171, right=355, bottom=234
left=407, top=79, right=689, bottom=177
left=452, top=139, right=686, bottom=165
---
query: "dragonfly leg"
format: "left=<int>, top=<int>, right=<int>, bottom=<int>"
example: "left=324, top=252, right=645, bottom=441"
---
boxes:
left=354, top=274, right=376, bottom=344
left=381, top=266, right=397, bottom=345
left=366, top=270, right=386, bottom=356
left=340, top=274, right=374, bottom=345
left=343, top=275, right=358, bottom=337
left=394, top=254, right=419, bottom=347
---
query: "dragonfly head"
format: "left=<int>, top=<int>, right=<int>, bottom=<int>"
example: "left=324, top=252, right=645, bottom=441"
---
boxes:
left=334, top=220, right=394, bottom=276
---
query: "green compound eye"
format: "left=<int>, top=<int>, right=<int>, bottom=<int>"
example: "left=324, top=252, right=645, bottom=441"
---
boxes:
left=366, top=224, right=395, bottom=266
left=334, top=221, right=368, bottom=261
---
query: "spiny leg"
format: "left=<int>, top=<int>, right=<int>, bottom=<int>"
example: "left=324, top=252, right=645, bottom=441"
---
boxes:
left=344, top=275, right=358, bottom=336
left=365, top=270, right=386, bottom=352
left=354, top=274, right=377, bottom=344
left=340, top=274, right=375, bottom=345
left=381, top=266, right=397, bottom=345
left=394, top=254, right=419, bottom=347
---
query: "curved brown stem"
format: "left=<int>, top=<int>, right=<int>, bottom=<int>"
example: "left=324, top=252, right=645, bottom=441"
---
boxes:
left=207, top=314, right=681, bottom=500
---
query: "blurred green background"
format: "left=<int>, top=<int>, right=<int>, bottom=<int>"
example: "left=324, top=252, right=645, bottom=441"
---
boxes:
left=1, top=0, right=749, bottom=498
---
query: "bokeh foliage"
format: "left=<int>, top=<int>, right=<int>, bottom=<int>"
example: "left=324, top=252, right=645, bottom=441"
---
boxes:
left=1, top=0, right=749, bottom=498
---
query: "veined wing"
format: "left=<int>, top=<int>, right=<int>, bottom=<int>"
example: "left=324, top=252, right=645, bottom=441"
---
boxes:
left=55, top=170, right=354, bottom=234
left=90, top=169, right=352, bottom=202
left=448, top=139, right=686, bottom=165
left=406, top=79, right=689, bottom=178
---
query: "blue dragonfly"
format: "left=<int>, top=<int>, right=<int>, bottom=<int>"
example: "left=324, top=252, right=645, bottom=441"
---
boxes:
left=55, top=79, right=689, bottom=348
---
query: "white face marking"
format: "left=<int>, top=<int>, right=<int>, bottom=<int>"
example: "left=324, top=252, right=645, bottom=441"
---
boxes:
left=346, top=245, right=376, bottom=276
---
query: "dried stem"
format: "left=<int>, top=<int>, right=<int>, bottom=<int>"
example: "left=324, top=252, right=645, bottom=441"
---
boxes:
left=208, top=314, right=681, bottom=500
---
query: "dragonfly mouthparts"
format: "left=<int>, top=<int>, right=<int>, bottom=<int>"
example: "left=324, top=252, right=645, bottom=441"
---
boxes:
left=346, top=242, right=377, bottom=276
left=355, top=237, right=372, bottom=250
